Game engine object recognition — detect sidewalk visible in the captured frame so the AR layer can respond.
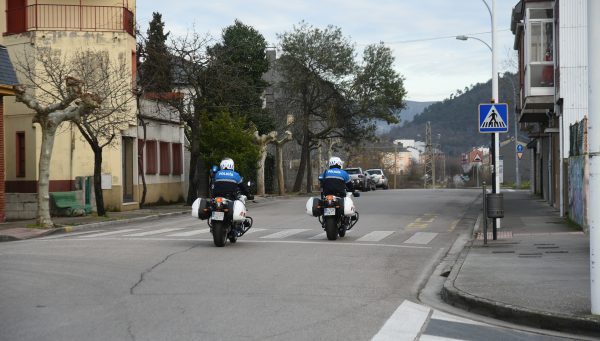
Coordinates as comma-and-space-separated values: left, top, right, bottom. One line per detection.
442, 190, 600, 337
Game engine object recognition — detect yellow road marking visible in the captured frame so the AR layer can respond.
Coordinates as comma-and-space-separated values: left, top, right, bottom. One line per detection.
448, 219, 459, 231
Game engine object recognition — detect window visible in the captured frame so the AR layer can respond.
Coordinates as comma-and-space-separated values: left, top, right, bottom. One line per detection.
160, 142, 171, 175
528, 8, 554, 87
146, 140, 157, 174
172, 143, 182, 175
16, 131, 25, 177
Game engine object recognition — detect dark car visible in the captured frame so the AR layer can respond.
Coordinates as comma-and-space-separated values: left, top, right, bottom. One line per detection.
343, 167, 375, 191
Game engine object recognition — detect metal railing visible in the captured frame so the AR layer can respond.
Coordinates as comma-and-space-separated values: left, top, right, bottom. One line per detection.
6, 4, 134, 36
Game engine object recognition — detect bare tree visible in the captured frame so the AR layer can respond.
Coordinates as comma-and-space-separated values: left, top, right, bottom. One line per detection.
14, 47, 100, 227
73, 51, 135, 216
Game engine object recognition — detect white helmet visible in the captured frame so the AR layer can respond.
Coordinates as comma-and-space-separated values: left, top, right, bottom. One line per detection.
328, 156, 343, 168
220, 158, 234, 171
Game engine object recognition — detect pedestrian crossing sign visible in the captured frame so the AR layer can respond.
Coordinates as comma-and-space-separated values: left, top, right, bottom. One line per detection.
478, 103, 508, 133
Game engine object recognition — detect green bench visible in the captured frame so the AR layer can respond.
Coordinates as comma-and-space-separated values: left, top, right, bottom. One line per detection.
49, 191, 92, 217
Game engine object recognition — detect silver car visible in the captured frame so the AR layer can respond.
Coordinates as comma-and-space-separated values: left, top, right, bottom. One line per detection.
366, 169, 389, 189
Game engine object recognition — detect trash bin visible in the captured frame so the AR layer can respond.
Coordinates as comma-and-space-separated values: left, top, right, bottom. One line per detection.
486, 193, 504, 218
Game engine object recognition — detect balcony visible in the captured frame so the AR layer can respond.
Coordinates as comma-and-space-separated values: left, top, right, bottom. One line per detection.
6, 3, 134, 36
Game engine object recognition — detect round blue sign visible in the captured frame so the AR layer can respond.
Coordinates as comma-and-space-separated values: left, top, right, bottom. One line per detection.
516, 144, 524, 152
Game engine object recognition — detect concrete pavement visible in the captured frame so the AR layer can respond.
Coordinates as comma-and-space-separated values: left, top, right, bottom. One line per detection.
2, 190, 599, 337
442, 189, 600, 337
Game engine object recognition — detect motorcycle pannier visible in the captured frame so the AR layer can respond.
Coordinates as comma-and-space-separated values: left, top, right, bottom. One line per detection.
191, 198, 211, 220
305, 197, 321, 217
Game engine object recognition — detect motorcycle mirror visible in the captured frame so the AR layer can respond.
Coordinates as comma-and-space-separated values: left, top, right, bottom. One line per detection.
353, 192, 361, 197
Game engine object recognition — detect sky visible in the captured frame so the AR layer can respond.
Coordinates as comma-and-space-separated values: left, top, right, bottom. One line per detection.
137, 0, 518, 102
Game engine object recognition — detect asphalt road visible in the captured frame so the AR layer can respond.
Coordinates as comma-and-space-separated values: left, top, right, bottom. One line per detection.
0, 189, 575, 340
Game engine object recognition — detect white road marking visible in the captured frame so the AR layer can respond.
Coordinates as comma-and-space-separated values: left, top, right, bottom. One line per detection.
356, 231, 394, 242
419, 335, 465, 341
430, 310, 484, 326
40, 230, 106, 239
309, 232, 326, 240
123, 228, 186, 237
372, 300, 431, 341
260, 229, 310, 239
404, 232, 438, 245
242, 228, 266, 234
167, 228, 209, 237
79, 228, 142, 238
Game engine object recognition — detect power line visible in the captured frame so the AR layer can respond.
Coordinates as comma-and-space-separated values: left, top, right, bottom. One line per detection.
356, 29, 511, 46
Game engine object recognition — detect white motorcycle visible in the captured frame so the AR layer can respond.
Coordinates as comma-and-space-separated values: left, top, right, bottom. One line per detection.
306, 191, 360, 240
192, 194, 253, 247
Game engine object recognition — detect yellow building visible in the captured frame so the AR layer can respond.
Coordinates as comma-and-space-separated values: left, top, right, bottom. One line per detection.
1, 1, 184, 218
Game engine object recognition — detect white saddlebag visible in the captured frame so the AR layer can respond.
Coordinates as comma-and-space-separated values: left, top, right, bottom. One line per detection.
232, 200, 247, 222
343, 196, 356, 217
305, 197, 320, 216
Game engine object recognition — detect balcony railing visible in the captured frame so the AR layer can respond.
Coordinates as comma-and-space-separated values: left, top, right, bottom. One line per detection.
6, 4, 134, 36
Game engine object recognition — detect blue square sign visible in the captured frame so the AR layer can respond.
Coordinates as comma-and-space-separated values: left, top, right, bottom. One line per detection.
479, 103, 509, 133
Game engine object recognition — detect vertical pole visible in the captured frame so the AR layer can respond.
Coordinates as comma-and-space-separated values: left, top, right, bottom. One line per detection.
394, 142, 398, 189
492, 0, 501, 234
483, 181, 488, 245
588, 0, 600, 315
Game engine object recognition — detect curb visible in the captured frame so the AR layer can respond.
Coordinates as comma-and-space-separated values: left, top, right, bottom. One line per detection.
441, 234, 600, 338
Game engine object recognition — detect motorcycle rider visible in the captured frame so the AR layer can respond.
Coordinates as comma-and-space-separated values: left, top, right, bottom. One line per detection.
319, 156, 355, 197
212, 158, 253, 201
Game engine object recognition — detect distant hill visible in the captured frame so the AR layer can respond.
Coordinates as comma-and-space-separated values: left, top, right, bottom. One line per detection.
382, 73, 519, 156
375, 100, 437, 133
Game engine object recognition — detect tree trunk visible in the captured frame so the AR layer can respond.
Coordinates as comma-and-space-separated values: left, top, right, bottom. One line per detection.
186, 149, 200, 205
256, 143, 268, 196
305, 143, 313, 193
276, 144, 285, 195
293, 133, 308, 192
138, 116, 148, 208
37, 121, 58, 228
93, 147, 106, 216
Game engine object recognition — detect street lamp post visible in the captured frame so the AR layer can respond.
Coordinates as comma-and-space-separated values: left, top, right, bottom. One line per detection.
457, 0, 501, 233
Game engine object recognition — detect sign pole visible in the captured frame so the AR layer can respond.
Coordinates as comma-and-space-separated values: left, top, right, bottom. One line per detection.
491, 0, 501, 234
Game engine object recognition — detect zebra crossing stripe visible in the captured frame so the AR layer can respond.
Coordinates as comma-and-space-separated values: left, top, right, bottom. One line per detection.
419, 335, 465, 341
372, 300, 431, 341
403, 232, 438, 245
242, 228, 266, 234
79, 228, 142, 238
167, 228, 210, 237
123, 228, 187, 237
356, 231, 394, 242
260, 229, 310, 239
309, 232, 326, 240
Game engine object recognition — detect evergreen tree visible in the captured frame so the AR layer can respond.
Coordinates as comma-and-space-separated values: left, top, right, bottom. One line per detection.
141, 12, 172, 93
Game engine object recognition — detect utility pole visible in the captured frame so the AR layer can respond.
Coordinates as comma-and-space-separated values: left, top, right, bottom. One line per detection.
588, 0, 599, 315
424, 121, 434, 189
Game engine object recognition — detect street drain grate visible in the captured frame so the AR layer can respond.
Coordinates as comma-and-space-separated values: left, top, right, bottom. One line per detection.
534, 243, 555, 246
492, 251, 515, 254
545, 251, 568, 254
536, 246, 560, 249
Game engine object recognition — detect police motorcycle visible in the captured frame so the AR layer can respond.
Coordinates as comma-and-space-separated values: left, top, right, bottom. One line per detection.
305, 190, 360, 241
191, 166, 253, 247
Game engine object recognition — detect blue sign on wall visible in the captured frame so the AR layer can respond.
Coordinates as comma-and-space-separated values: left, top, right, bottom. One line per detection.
479, 103, 509, 133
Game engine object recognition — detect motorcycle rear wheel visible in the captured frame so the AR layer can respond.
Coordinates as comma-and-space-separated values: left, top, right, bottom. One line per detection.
324, 216, 338, 240
212, 221, 227, 247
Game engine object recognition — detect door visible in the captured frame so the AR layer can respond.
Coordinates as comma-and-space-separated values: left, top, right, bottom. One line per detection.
122, 137, 134, 202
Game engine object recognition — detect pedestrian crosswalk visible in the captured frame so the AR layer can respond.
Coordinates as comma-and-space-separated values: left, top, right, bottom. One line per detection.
41, 226, 440, 246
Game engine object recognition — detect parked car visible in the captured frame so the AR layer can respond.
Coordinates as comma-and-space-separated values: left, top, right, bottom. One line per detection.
366, 169, 389, 189
343, 167, 375, 191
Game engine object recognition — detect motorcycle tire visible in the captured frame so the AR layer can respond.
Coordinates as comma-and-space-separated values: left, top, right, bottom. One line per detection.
228, 225, 238, 243
212, 221, 227, 247
324, 216, 338, 240
338, 225, 346, 237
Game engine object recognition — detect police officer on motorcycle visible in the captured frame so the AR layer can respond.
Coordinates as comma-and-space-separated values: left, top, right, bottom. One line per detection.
319, 156, 355, 197
212, 158, 254, 201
